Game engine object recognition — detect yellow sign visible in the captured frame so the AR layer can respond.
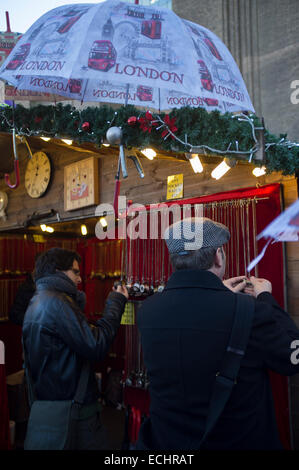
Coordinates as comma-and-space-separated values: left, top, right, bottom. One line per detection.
33, 234, 46, 243
121, 302, 135, 325
167, 174, 184, 200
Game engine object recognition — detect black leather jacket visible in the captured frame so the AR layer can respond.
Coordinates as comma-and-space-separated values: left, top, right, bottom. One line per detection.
22, 272, 127, 404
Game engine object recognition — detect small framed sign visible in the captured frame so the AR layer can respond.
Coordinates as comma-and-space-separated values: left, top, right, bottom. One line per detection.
64, 157, 99, 211
166, 174, 184, 200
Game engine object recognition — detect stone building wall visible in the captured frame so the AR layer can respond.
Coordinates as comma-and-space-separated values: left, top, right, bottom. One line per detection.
173, 0, 299, 140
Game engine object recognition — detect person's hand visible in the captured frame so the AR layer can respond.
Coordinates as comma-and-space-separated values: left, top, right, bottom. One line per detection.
249, 276, 272, 298
113, 282, 129, 299
223, 276, 247, 293
243, 284, 255, 296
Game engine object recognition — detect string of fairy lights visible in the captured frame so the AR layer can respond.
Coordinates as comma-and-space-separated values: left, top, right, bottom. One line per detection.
0, 103, 299, 180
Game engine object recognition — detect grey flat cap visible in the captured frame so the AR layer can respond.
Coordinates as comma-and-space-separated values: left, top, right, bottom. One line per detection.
164, 217, 230, 255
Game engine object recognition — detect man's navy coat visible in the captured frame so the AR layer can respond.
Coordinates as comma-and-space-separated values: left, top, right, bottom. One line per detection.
137, 269, 299, 450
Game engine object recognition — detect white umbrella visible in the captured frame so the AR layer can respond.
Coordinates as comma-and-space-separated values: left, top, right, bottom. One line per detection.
257, 198, 299, 242
246, 198, 299, 274
0, 0, 254, 113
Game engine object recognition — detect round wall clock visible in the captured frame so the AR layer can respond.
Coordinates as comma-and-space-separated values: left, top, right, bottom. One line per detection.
25, 151, 51, 198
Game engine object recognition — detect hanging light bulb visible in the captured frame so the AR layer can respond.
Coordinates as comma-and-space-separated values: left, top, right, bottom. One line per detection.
187, 153, 203, 173
40, 224, 47, 231
99, 217, 108, 228
45, 226, 54, 233
40, 137, 51, 142
211, 158, 236, 180
61, 139, 73, 145
252, 166, 266, 177
140, 148, 156, 160
81, 224, 88, 236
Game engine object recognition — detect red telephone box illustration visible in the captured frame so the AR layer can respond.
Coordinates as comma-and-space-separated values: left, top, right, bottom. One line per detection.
68, 79, 82, 93
141, 20, 162, 39
137, 85, 153, 101
6, 43, 30, 70
88, 40, 117, 71
197, 60, 214, 92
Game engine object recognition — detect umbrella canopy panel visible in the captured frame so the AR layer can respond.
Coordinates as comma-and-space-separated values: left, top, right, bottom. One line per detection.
0, 0, 254, 113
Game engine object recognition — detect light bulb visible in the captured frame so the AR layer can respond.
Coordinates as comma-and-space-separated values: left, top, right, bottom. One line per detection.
189, 154, 203, 173
211, 158, 236, 180
252, 166, 266, 177
100, 217, 108, 228
81, 224, 87, 235
141, 148, 156, 160
61, 139, 73, 145
40, 137, 51, 142
45, 226, 54, 233
40, 224, 47, 231
102, 143, 110, 147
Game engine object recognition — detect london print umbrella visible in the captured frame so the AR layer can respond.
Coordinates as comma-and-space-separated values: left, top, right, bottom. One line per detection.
0, 0, 254, 113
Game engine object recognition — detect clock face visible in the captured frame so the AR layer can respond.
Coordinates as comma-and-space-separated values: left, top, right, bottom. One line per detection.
25, 151, 51, 198
64, 157, 99, 211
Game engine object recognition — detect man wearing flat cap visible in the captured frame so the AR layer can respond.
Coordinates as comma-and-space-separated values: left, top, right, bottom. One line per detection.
136, 217, 299, 450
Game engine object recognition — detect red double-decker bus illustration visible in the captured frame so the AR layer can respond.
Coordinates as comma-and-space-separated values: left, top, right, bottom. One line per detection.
202, 33, 222, 61
203, 97, 219, 106
197, 60, 214, 92
88, 40, 117, 71
57, 8, 88, 34
6, 43, 30, 70
188, 23, 222, 61
68, 79, 82, 93
141, 20, 162, 39
137, 85, 153, 101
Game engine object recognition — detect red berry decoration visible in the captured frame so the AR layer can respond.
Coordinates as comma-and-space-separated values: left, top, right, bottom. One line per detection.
127, 116, 138, 126
82, 121, 90, 131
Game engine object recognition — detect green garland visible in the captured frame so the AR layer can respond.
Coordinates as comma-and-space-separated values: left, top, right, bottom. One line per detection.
0, 102, 298, 175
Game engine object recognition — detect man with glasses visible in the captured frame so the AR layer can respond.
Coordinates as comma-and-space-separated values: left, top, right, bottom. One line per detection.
22, 247, 128, 450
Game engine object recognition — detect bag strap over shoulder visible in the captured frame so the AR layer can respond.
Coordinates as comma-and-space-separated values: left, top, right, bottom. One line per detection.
196, 293, 255, 449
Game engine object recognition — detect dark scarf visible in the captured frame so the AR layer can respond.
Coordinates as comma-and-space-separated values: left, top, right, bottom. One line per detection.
36, 271, 86, 310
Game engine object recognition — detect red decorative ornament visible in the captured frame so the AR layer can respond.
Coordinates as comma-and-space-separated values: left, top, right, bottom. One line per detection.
138, 111, 158, 134
34, 116, 42, 124
161, 115, 178, 140
127, 116, 138, 126
82, 121, 90, 131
